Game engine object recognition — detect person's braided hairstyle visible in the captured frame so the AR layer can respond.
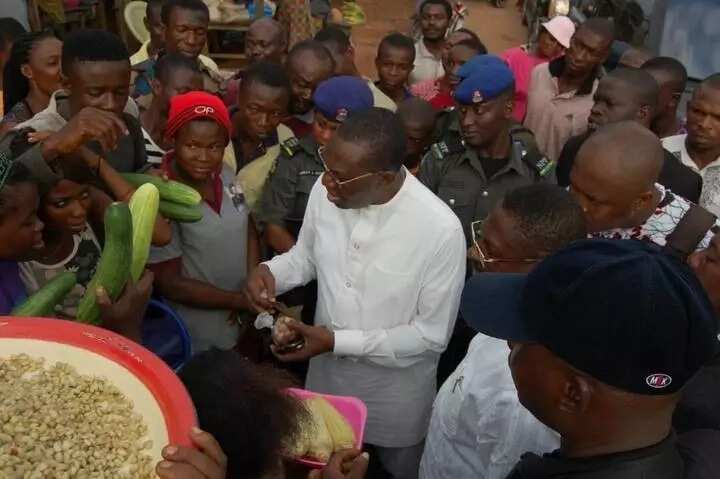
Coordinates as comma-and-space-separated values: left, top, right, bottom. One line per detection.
2, 31, 58, 115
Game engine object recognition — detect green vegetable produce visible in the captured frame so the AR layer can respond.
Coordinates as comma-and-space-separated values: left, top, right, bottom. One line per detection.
11, 272, 77, 317
76, 202, 133, 324
159, 200, 203, 223
121, 173, 201, 206
129, 183, 160, 281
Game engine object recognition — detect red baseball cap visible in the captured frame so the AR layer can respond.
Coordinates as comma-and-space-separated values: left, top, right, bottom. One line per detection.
165, 91, 232, 141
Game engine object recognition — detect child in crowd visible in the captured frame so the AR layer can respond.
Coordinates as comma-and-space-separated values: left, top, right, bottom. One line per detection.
0, 155, 153, 341
374, 33, 415, 106
149, 91, 259, 354
17, 145, 171, 319
138, 52, 203, 164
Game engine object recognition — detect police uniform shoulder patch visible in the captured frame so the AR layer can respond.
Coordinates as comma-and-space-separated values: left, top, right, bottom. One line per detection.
281, 137, 302, 157
509, 124, 555, 177
430, 136, 465, 161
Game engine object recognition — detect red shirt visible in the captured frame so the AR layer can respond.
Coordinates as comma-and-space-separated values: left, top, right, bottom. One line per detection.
410, 78, 455, 111
500, 46, 551, 122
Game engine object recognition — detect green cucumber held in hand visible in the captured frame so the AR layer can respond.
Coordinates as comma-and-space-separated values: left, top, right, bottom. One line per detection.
121, 173, 201, 206
11, 272, 77, 317
159, 200, 203, 223
76, 202, 133, 324
129, 184, 160, 281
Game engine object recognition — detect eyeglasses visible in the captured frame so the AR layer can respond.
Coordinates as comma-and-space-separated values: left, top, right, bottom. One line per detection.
470, 220, 540, 270
318, 146, 378, 188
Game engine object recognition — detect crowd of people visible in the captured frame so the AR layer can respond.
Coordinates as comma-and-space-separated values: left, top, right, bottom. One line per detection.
1, 0, 720, 478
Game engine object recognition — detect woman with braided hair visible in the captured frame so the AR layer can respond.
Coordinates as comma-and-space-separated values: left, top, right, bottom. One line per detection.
0, 31, 62, 135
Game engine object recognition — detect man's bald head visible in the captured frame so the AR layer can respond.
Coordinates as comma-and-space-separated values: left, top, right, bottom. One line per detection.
572, 122, 664, 232
580, 122, 663, 190
246, 18, 287, 64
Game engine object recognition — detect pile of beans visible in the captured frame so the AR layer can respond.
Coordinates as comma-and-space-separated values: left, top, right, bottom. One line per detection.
0, 354, 154, 478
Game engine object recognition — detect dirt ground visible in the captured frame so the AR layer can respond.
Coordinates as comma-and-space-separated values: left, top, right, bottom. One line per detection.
349, 0, 529, 78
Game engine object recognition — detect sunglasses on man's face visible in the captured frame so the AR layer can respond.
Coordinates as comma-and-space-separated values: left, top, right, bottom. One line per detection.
470, 220, 540, 270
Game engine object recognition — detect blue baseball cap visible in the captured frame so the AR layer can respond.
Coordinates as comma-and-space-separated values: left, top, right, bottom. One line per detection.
461, 239, 719, 395
454, 55, 514, 105
313, 76, 374, 123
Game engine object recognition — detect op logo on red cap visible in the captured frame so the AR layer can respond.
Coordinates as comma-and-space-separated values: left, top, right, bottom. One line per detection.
646, 373, 672, 389
194, 105, 215, 115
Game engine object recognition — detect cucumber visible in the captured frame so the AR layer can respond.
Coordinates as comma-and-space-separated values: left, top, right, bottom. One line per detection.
76, 202, 133, 325
159, 200, 203, 223
121, 173, 201, 206
11, 272, 77, 317
129, 183, 160, 282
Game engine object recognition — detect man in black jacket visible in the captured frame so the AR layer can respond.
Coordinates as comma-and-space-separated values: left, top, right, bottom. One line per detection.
556, 67, 702, 203
460, 239, 719, 479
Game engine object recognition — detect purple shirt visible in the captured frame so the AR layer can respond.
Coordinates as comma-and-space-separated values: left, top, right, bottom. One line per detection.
0, 261, 27, 315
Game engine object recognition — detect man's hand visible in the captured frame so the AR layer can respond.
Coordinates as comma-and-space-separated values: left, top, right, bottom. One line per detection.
271, 321, 334, 362
42, 107, 128, 159
230, 289, 257, 313
245, 264, 277, 311
156, 427, 227, 479
308, 449, 369, 479
97, 270, 154, 342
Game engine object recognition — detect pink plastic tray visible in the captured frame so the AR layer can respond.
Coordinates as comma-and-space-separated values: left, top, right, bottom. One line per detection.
287, 388, 367, 469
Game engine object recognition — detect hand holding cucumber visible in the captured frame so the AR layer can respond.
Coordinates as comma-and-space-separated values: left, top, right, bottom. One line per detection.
97, 270, 154, 342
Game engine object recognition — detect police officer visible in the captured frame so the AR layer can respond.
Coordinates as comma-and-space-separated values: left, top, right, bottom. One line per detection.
256, 76, 375, 255
420, 55, 555, 386
419, 55, 555, 246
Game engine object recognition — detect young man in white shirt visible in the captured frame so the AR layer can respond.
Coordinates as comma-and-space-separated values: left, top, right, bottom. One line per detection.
420, 184, 586, 479
662, 74, 720, 217
246, 108, 466, 479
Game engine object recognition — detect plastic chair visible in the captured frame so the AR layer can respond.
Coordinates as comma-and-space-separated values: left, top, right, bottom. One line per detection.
141, 299, 192, 372
124, 0, 150, 44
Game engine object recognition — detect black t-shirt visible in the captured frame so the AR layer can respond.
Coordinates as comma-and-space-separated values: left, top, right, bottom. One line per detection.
479, 155, 509, 180
505, 434, 684, 479
556, 131, 703, 204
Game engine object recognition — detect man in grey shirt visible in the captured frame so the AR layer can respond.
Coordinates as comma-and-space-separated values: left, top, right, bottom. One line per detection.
3, 29, 147, 184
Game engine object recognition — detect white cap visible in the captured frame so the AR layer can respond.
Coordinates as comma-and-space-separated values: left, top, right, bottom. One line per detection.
541, 15, 576, 49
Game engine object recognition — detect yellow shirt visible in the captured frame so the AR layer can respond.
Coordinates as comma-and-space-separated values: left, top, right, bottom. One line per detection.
234, 124, 295, 211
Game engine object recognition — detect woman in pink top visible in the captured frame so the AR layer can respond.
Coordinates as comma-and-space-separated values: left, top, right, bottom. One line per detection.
501, 15, 575, 122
